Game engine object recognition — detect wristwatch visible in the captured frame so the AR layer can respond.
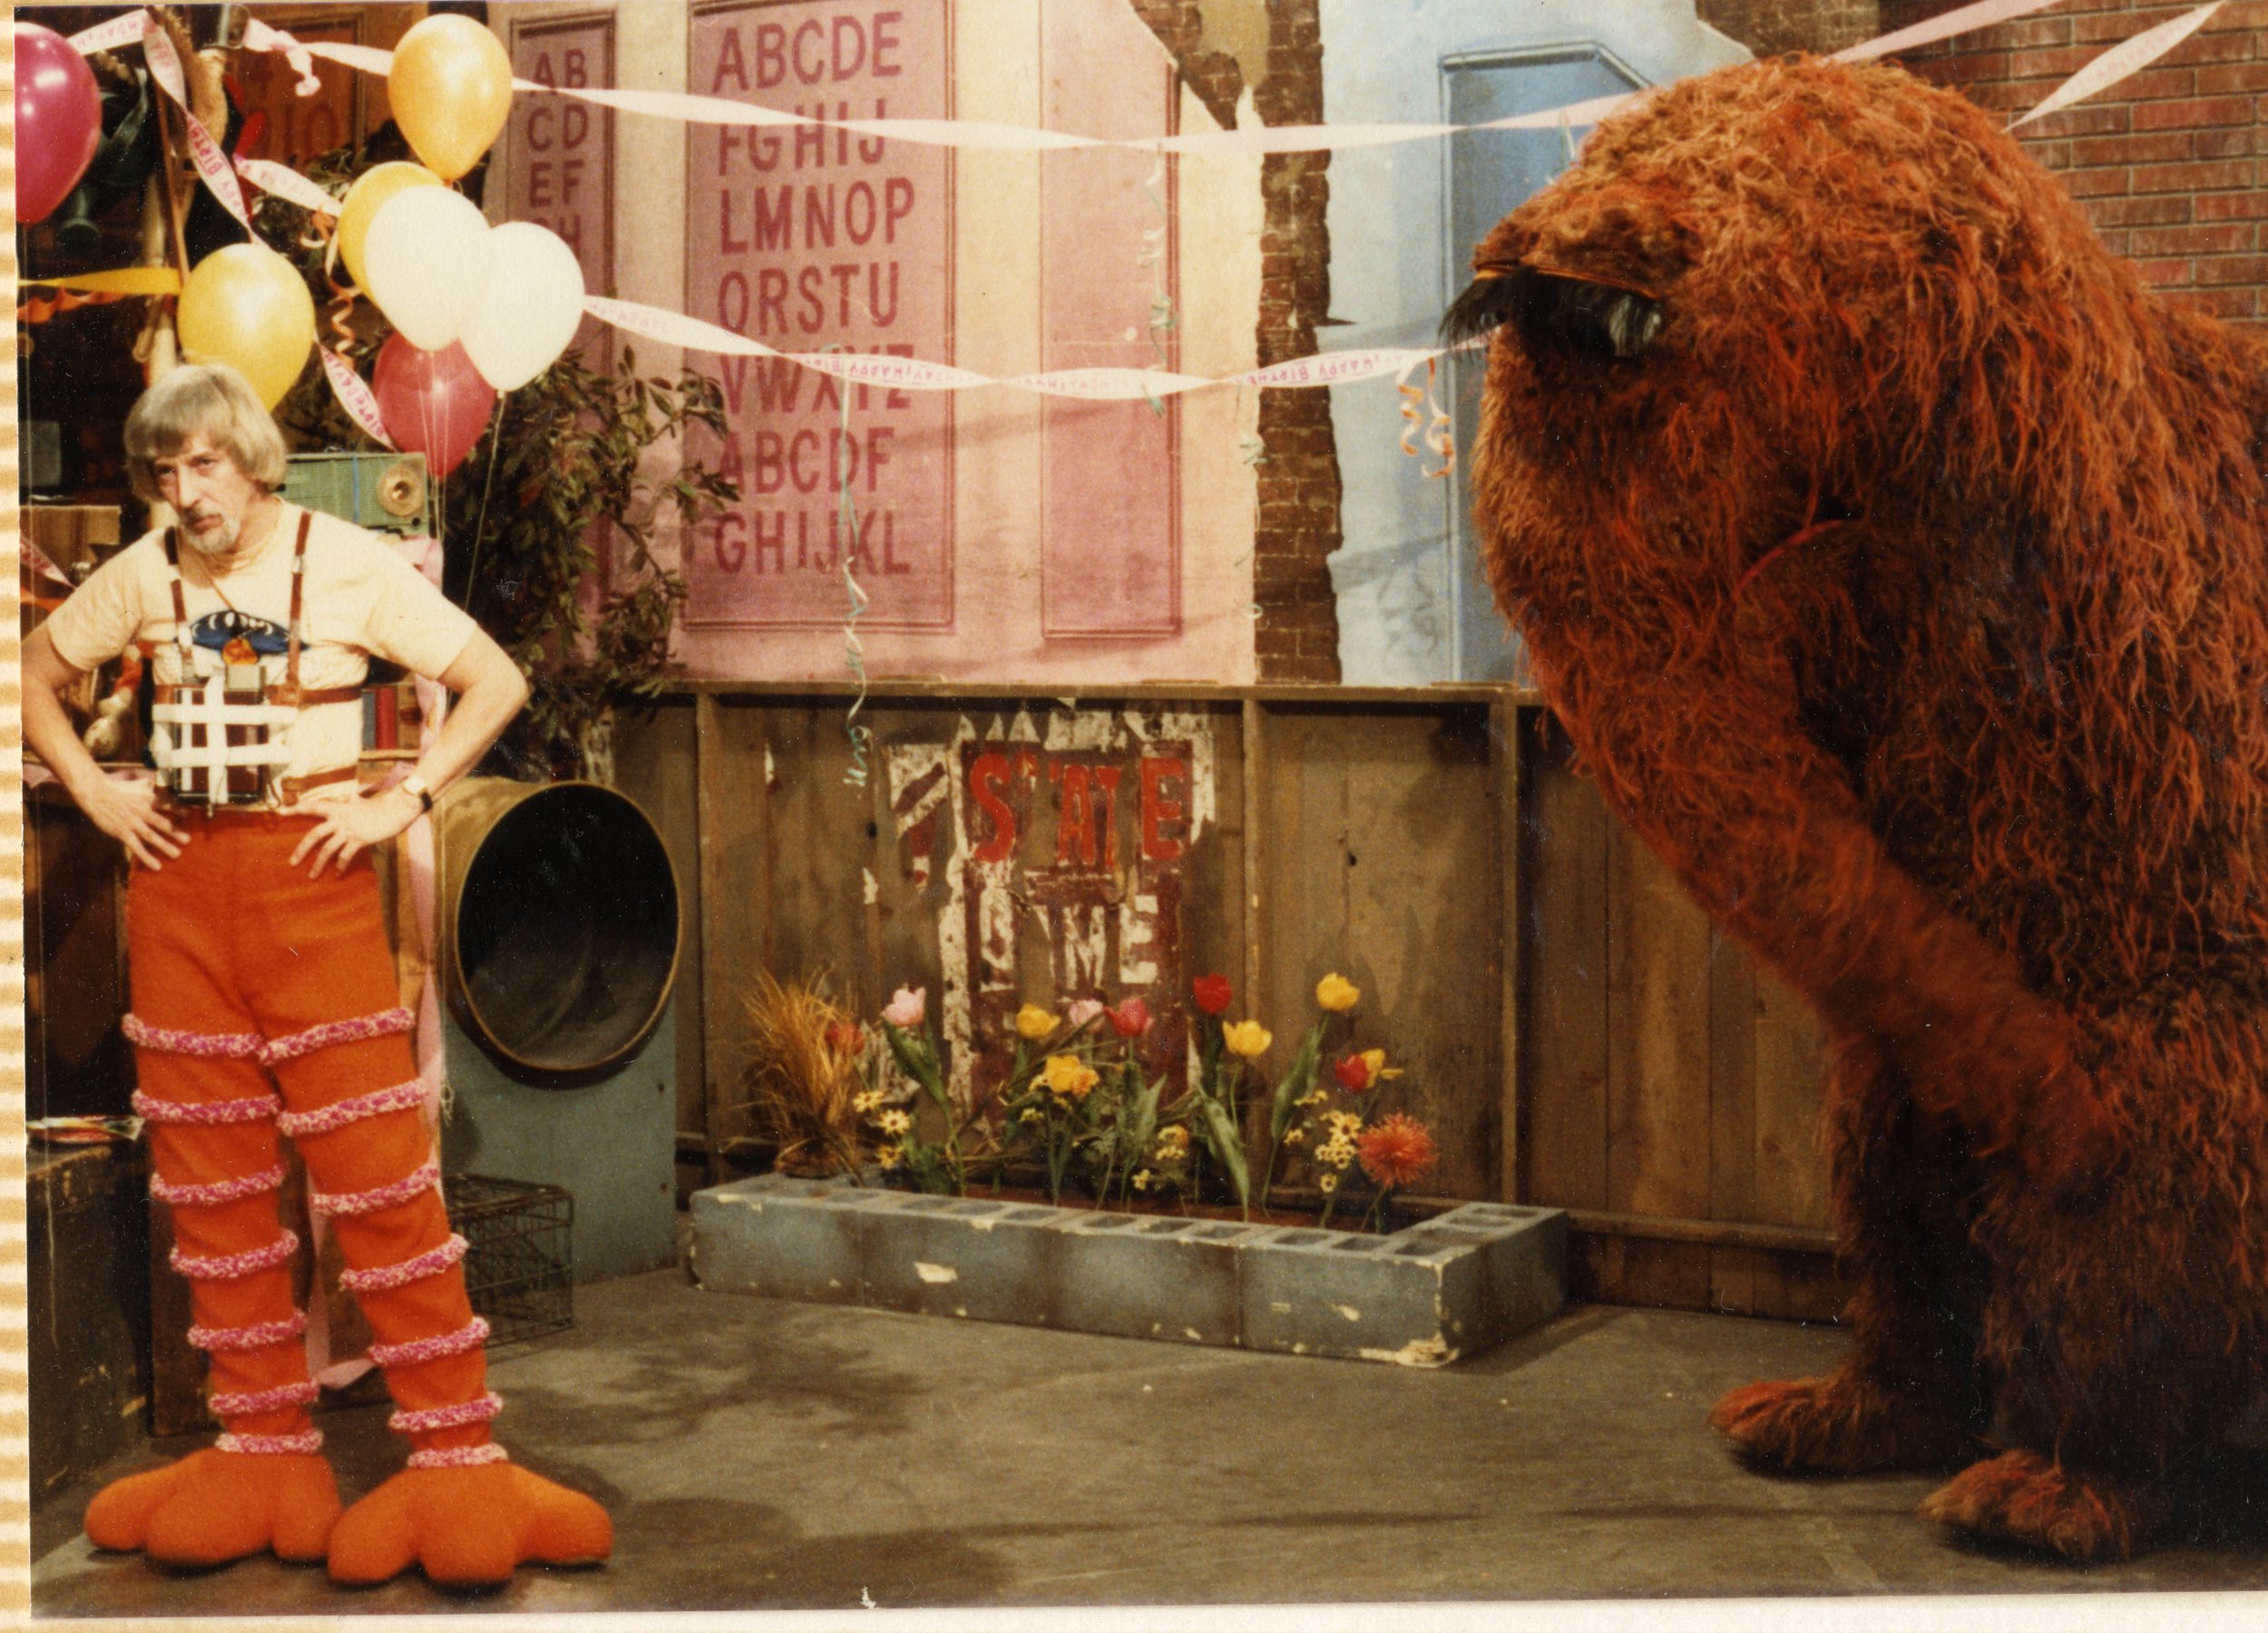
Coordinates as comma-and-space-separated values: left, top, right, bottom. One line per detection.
400, 774, 435, 815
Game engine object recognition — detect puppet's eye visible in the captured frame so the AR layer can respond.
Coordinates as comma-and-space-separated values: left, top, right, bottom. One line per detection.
1442, 266, 1666, 361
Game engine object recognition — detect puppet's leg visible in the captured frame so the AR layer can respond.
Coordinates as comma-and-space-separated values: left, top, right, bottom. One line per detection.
1915, 1015, 2266, 1561
1712, 1037, 1989, 1471
240, 831, 610, 1589
83, 858, 339, 1567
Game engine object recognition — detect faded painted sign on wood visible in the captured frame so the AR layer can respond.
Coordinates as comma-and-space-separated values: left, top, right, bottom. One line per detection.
886, 709, 1215, 1110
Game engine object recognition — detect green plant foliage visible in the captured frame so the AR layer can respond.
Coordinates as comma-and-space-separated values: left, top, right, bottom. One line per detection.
446, 347, 738, 777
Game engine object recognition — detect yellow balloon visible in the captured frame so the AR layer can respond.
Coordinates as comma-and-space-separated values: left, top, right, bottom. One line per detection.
337, 161, 442, 293
177, 243, 316, 410
388, 15, 513, 183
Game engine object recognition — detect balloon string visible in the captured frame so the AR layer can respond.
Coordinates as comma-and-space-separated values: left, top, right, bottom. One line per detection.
462, 394, 510, 614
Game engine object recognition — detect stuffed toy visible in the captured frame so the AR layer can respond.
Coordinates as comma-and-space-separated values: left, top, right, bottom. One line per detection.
1454, 54, 2268, 1560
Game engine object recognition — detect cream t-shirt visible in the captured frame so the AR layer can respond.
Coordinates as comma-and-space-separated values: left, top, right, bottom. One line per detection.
44, 503, 479, 807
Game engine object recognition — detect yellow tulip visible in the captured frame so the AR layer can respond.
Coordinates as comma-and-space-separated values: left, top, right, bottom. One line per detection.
1041, 1053, 1099, 1100
1360, 1048, 1403, 1081
1224, 1021, 1273, 1058
1316, 973, 1361, 1012
1015, 1003, 1060, 1040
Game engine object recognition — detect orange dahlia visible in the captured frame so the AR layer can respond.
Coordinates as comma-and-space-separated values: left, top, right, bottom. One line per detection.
1355, 1114, 1438, 1189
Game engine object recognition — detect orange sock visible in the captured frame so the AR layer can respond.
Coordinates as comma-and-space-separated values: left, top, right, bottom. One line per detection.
84, 1018, 339, 1566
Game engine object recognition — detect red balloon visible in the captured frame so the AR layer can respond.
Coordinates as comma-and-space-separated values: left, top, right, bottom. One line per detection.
15, 23, 102, 226
372, 336, 496, 480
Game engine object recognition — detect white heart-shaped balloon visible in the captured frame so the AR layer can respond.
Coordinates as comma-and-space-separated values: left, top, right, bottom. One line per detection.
461, 222, 587, 392
361, 186, 494, 351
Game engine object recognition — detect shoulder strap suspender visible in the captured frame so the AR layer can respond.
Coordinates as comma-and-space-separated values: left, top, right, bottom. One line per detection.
283, 508, 312, 699
162, 529, 191, 656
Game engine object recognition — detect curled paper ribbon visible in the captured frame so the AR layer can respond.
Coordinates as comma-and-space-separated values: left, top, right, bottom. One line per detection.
1396, 357, 1454, 480
828, 353, 876, 787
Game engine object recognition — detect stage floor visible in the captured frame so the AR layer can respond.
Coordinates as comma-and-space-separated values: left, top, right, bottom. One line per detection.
32, 1261, 2268, 1618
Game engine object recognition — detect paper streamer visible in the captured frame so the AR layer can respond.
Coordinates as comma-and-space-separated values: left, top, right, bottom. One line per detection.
584, 291, 1481, 400
211, 0, 2074, 157
235, 16, 323, 95
235, 157, 340, 218
66, 12, 157, 53
2011, 2, 2222, 127
320, 348, 396, 448
1836, 0, 2080, 62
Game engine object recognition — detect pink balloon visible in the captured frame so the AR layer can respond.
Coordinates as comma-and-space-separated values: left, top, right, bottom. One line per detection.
372, 335, 496, 480
15, 23, 102, 226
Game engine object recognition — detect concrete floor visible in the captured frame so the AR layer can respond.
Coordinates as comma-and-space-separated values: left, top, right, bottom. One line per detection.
30, 1265, 2268, 1618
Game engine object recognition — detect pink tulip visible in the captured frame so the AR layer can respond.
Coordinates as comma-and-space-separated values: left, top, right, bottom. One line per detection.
884, 986, 926, 1028
1067, 999, 1106, 1028
1109, 997, 1153, 1038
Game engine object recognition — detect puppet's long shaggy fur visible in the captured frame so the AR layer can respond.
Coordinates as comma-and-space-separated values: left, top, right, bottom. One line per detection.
1463, 55, 2268, 1561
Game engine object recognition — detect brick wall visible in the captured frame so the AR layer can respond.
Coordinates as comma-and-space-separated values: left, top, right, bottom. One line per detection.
1696, 0, 1880, 55
1133, 0, 1344, 682
1131, 0, 2268, 682
1881, 0, 2268, 329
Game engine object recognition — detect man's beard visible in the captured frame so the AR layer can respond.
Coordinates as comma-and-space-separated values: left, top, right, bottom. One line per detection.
179, 507, 240, 559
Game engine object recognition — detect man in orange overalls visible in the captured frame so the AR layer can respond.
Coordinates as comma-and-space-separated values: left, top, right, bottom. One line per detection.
22, 364, 611, 1588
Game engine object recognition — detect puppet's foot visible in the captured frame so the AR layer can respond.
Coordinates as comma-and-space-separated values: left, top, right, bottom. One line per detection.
85, 1447, 339, 1567
327, 1461, 611, 1587
1919, 1448, 2163, 1561
1710, 1370, 1977, 1472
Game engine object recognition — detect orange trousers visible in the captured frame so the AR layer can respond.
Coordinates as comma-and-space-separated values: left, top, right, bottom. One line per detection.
127, 812, 494, 1463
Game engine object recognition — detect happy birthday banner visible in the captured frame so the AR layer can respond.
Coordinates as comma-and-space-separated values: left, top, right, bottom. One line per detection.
58, 0, 2220, 407
230, 0, 2078, 154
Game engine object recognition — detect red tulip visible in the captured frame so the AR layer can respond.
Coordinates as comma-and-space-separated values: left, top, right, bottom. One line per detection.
826, 1022, 865, 1056
1108, 997, 1152, 1038
1331, 1053, 1373, 1091
1192, 973, 1233, 1015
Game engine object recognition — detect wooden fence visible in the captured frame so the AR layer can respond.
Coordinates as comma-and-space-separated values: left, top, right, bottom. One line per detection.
615, 682, 1848, 1321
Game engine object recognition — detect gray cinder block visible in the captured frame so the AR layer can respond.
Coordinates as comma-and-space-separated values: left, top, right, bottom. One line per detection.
1432, 1202, 1569, 1340
861, 1196, 1067, 1324
688, 1174, 883, 1305
688, 1175, 1569, 1368
1239, 1226, 1486, 1366
1053, 1215, 1264, 1345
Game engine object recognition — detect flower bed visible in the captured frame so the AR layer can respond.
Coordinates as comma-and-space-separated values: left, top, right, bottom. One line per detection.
689, 1173, 1567, 1367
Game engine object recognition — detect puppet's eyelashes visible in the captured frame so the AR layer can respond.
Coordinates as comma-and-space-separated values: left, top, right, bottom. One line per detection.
1442, 265, 1667, 361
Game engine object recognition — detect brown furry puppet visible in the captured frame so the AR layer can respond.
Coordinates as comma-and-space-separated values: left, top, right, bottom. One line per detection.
1453, 54, 2268, 1561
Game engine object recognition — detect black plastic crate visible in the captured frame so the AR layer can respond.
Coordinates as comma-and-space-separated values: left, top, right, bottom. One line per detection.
445, 1175, 573, 1347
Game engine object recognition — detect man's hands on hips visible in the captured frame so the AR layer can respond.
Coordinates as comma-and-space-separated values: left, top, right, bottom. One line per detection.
290, 786, 422, 877
76, 774, 189, 870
